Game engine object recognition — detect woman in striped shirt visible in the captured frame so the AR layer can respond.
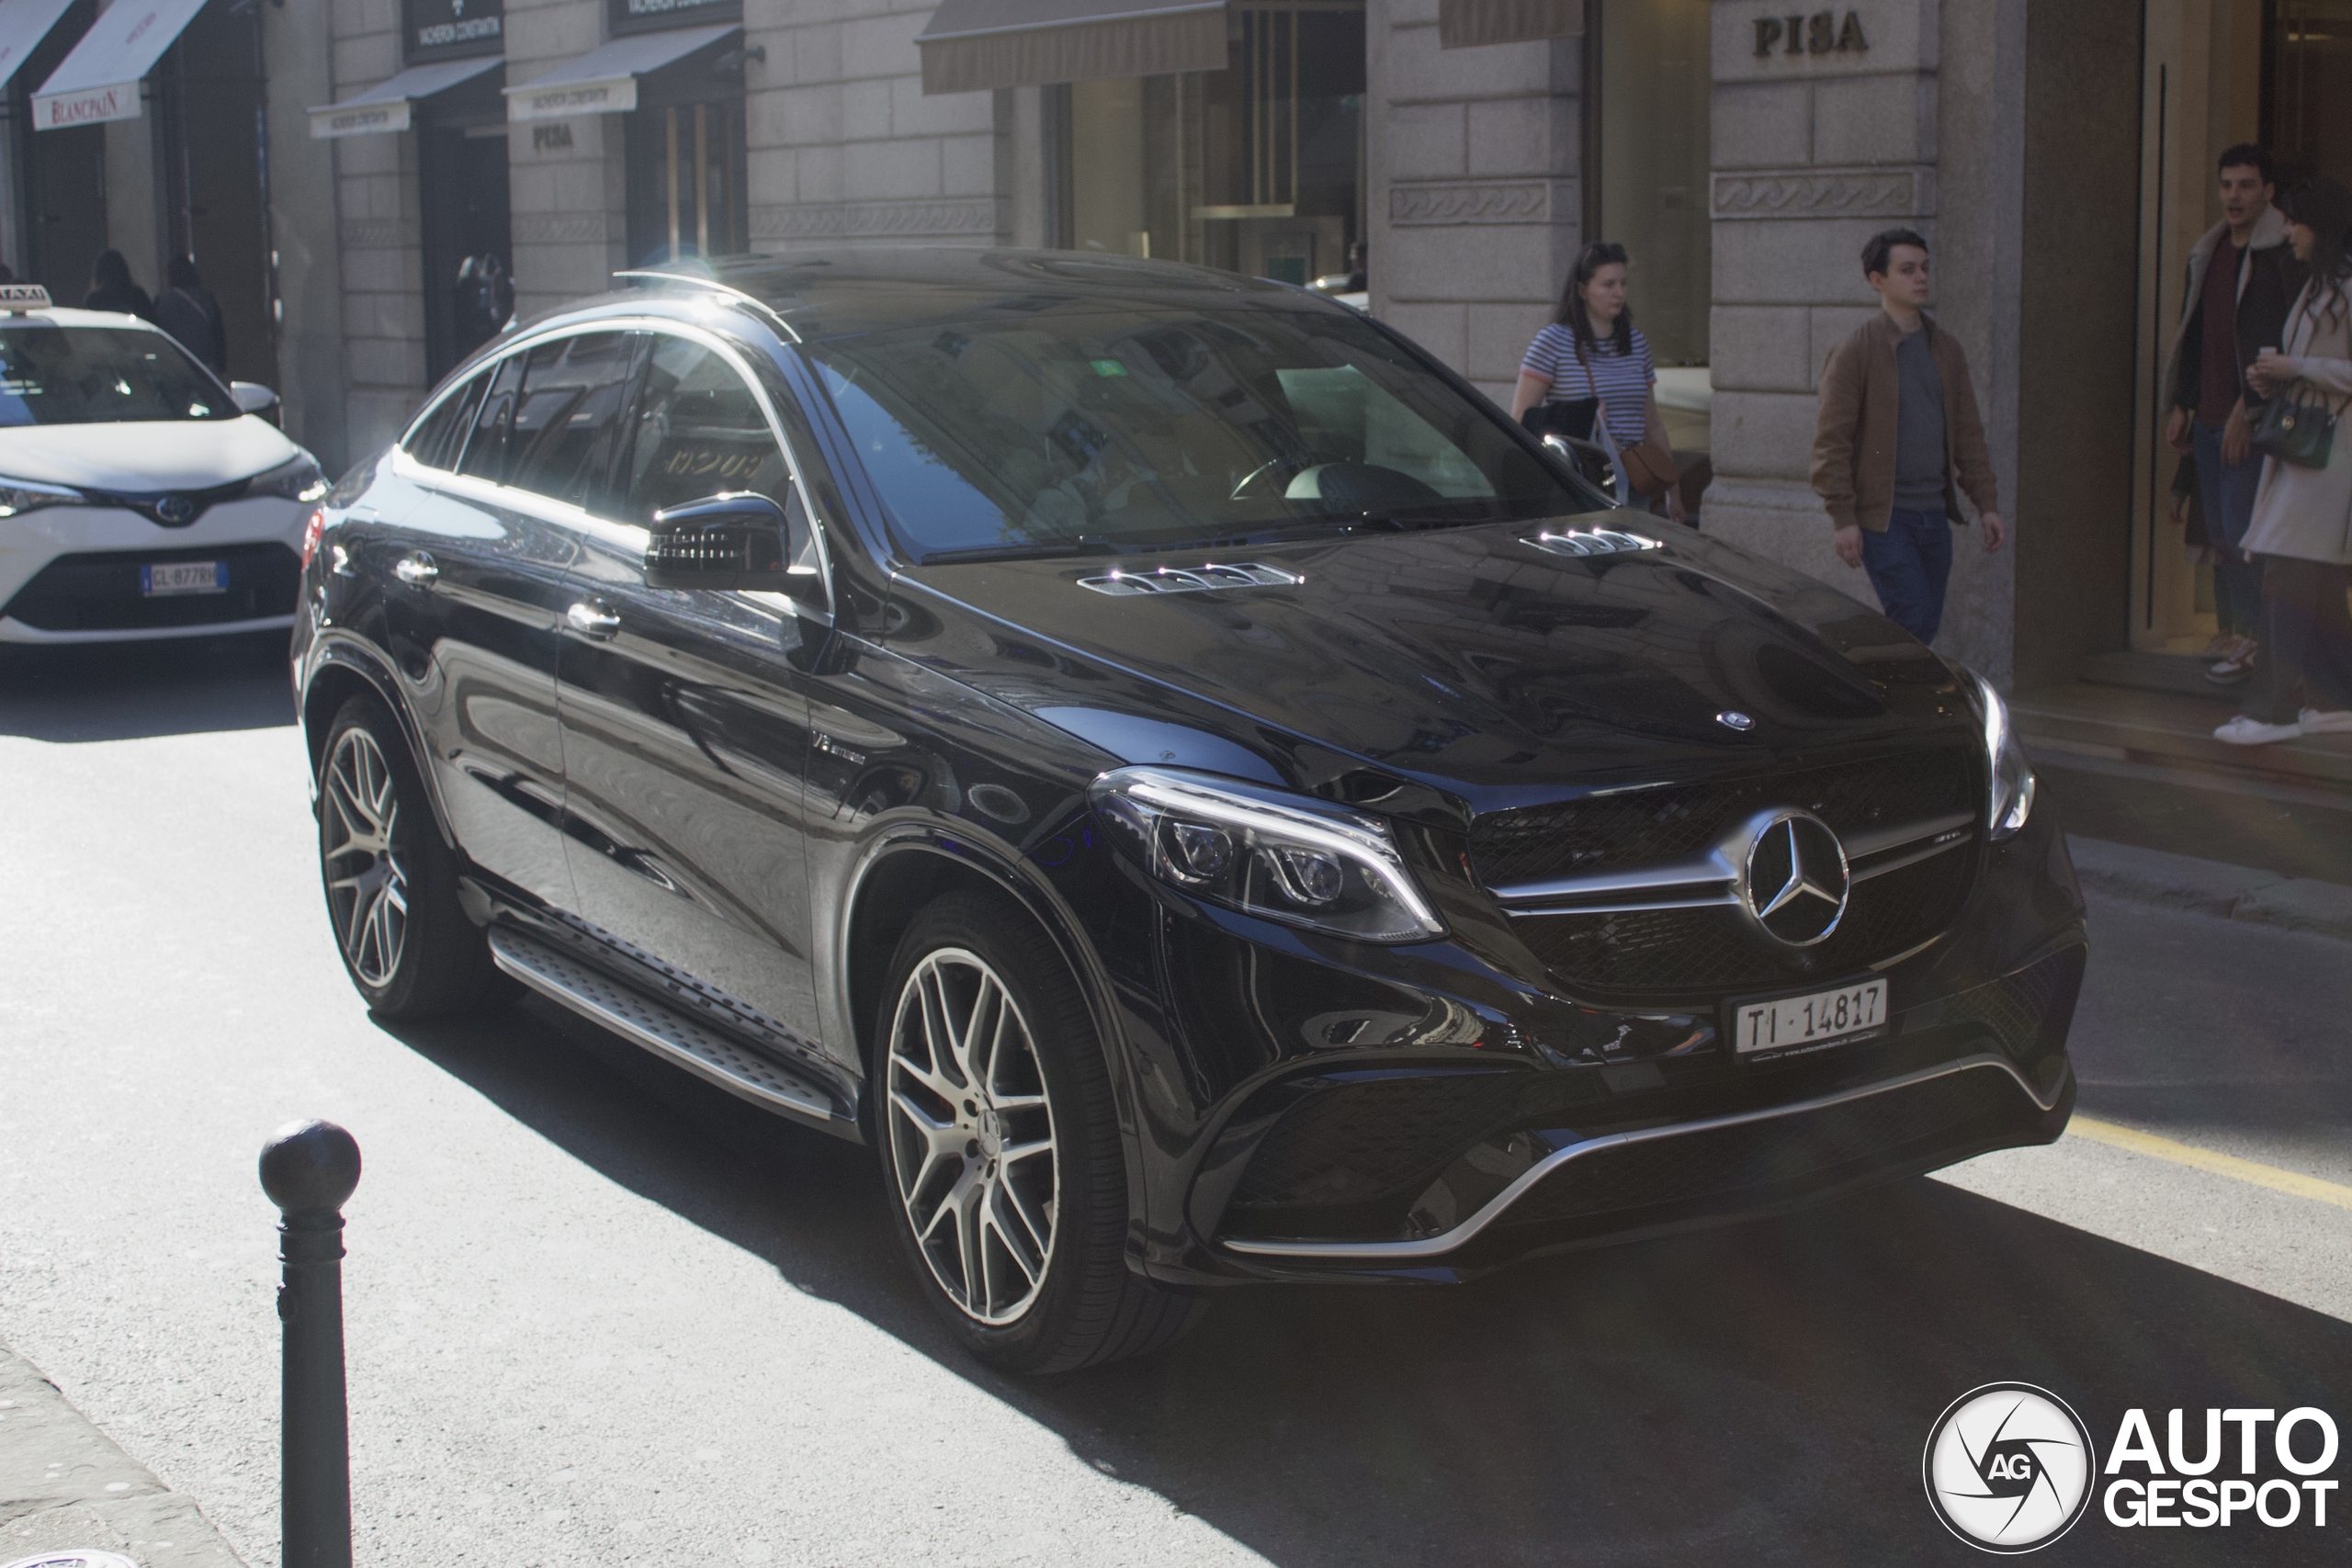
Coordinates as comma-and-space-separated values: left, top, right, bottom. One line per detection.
1510, 241, 1685, 522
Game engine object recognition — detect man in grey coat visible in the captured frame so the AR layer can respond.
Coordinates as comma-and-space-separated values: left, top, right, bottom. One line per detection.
2160, 145, 2306, 683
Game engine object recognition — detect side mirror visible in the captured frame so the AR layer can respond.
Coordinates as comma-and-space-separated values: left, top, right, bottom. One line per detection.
645, 491, 797, 591
231, 381, 279, 416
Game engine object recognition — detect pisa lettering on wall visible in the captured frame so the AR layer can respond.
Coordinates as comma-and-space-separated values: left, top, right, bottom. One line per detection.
1755, 10, 1870, 57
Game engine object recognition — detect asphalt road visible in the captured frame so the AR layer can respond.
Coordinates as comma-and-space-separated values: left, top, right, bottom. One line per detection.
3, 638, 2348, 1568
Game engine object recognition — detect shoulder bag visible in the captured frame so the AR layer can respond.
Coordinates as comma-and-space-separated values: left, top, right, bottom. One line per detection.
2250, 290, 2347, 469
1581, 344, 1679, 497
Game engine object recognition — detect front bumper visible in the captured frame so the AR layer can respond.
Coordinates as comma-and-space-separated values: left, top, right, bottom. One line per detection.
0, 498, 308, 643
1113, 799, 2088, 1287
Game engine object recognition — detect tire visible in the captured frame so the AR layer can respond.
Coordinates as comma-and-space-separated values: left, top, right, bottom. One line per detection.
317, 693, 508, 1021
875, 890, 1199, 1374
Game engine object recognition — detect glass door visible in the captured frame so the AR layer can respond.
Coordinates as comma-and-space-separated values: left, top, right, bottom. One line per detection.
626, 96, 748, 266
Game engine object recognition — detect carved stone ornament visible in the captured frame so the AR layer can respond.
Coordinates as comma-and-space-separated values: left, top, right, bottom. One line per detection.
1711, 167, 1934, 220
1387, 181, 1574, 227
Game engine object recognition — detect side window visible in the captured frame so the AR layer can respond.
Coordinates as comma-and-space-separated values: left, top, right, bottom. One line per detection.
621, 334, 789, 522
506, 331, 641, 512
457, 353, 527, 485
401, 371, 489, 471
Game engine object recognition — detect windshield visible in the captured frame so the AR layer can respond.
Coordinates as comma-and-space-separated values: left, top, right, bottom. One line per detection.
805, 299, 1599, 558
0, 322, 234, 425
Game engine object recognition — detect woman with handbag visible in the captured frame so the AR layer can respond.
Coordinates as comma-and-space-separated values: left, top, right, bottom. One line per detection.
1510, 242, 1684, 522
2215, 176, 2352, 746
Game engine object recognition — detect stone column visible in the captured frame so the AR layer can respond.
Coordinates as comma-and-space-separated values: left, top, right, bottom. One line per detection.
1704, 4, 1978, 632
1366, 0, 1582, 405
746, 0, 1006, 252
328, 0, 426, 461
504, 0, 627, 322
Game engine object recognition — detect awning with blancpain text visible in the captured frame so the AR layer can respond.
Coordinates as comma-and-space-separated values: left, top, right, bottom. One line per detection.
915, 0, 1229, 96
29, 0, 206, 130
1436, 0, 1580, 50
503, 22, 737, 121
308, 56, 504, 140
0, 0, 80, 91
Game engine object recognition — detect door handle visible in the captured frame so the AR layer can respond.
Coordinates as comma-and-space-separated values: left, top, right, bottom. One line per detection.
566, 600, 621, 640
393, 550, 438, 586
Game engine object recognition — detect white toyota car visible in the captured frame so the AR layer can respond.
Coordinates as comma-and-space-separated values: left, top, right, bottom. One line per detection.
0, 286, 328, 645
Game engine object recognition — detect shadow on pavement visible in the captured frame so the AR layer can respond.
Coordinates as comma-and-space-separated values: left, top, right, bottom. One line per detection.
0, 634, 295, 741
384, 995, 2352, 1568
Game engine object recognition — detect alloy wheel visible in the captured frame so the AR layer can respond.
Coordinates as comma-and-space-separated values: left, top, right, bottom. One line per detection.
885, 948, 1058, 1325
321, 728, 408, 988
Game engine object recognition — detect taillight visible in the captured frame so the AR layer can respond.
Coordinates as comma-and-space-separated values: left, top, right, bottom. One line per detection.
299, 507, 326, 570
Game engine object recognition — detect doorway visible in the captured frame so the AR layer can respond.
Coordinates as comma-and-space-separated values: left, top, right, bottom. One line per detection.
156, 0, 273, 384
420, 125, 514, 385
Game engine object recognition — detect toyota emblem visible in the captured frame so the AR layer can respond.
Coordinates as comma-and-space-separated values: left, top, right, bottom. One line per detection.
1737, 810, 1850, 947
1716, 709, 1755, 732
154, 494, 198, 525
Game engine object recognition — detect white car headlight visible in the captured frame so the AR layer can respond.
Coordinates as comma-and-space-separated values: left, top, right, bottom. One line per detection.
1973, 672, 2036, 840
248, 452, 329, 503
1091, 766, 1444, 943
0, 476, 85, 518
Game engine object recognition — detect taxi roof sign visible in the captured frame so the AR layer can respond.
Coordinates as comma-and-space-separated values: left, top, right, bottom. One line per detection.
0, 283, 52, 311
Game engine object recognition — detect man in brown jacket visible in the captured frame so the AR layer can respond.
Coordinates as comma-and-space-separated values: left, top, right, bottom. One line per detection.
1811, 229, 2004, 644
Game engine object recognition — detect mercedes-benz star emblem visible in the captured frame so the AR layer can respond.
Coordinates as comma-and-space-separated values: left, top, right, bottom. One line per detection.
1716, 709, 1755, 731
1739, 810, 1850, 946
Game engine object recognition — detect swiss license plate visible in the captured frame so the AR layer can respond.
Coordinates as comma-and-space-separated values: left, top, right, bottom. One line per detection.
140, 560, 227, 596
1731, 977, 1888, 1059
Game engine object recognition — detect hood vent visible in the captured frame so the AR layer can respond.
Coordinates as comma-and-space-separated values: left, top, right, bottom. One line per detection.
1525, 528, 1662, 559
1079, 562, 1304, 597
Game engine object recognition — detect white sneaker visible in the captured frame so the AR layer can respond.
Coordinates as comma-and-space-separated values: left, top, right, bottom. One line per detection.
2213, 716, 2303, 746
2299, 707, 2352, 736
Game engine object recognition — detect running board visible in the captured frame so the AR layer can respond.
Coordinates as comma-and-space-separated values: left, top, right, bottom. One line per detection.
488, 927, 846, 1131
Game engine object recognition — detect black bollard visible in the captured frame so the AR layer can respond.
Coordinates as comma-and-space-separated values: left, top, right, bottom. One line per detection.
259, 1119, 362, 1568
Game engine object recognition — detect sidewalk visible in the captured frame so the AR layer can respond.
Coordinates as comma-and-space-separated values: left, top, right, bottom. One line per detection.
2069, 834, 2352, 943
0, 1347, 244, 1568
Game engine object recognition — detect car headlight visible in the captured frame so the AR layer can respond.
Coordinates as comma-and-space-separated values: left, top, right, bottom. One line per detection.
248, 452, 330, 503
1973, 672, 2036, 840
1091, 766, 1444, 942
0, 477, 85, 518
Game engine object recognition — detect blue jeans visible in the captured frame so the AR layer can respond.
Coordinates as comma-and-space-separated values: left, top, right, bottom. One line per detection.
2192, 419, 2265, 637
1862, 508, 1955, 644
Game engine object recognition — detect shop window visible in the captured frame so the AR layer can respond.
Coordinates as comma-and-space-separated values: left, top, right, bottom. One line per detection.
627, 97, 750, 267
1586, 0, 1711, 369
2266, 1, 2352, 185
1061, 5, 1365, 287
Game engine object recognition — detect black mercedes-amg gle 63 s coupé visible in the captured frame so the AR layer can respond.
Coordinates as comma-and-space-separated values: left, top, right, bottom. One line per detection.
291, 250, 2085, 1373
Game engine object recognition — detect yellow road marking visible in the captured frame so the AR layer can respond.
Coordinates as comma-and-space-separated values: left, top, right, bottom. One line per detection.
2069, 1115, 2352, 1211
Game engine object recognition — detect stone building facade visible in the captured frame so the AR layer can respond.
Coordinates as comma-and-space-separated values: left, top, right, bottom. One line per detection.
1, 0, 2332, 689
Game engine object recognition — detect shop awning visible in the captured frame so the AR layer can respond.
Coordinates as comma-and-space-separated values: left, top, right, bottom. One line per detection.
0, 0, 79, 89
504, 23, 737, 122
917, 0, 1228, 96
29, 0, 206, 129
1437, 0, 1581, 50
309, 56, 503, 140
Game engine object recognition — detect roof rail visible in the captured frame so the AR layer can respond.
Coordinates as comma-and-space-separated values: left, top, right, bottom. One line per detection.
612, 269, 803, 343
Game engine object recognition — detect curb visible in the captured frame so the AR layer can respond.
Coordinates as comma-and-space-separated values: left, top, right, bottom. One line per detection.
0, 1348, 245, 1568
2068, 834, 2352, 943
